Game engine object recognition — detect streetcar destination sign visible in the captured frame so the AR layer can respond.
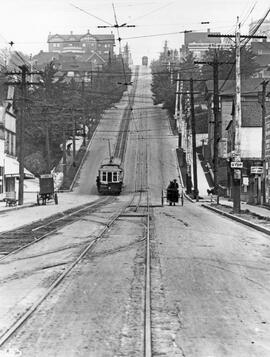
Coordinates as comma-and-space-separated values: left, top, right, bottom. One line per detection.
231, 161, 243, 168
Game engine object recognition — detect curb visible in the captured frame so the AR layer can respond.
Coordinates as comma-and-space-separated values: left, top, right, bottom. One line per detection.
0, 202, 37, 215
202, 204, 270, 236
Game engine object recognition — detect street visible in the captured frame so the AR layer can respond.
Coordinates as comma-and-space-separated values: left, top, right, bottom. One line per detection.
0, 66, 270, 356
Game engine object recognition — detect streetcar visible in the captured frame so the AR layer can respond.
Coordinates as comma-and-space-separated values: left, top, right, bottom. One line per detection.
96, 157, 124, 195
142, 56, 148, 66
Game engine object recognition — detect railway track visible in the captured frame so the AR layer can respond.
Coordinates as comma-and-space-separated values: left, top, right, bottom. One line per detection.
0, 192, 153, 354
114, 66, 139, 161
0, 196, 114, 261
0, 67, 154, 355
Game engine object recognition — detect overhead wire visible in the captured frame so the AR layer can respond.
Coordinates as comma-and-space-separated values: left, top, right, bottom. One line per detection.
217, 7, 270, 93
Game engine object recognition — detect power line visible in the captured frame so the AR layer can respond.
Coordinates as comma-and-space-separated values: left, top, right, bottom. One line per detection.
69, 3, 113, 26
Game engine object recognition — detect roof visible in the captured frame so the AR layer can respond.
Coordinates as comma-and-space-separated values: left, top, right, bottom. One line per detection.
100, 157, 122, 167
86, 52, 106, 63
184, 30, 221, 45
48, 32, 115, 43
4, 156, 35, 178
228, 101, 270, 127
32, 51, 60, 65
251, 41, 270, 54
206, 78, 264, 96
61, 61, 93, 72
253, 54, 270, 67
242, 102, 262, 127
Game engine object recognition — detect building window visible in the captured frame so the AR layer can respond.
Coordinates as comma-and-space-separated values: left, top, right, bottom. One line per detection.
5, 130, 16, 156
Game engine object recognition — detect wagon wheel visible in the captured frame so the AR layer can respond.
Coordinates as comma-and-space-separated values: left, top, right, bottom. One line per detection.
37, 194, 40, 206
54, 193, 58, 205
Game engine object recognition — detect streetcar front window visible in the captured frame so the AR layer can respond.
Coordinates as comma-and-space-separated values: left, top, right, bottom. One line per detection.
108, 172, 112, 182
102, 172, 107, 181
113, 172, 118, 182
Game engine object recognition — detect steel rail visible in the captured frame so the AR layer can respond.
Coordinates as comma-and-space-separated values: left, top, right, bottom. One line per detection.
0, 195, 137, 348
114, 67, 139, 161
143, 95, 152, 357
144, 190, 152, 357
0, 196, 113, 263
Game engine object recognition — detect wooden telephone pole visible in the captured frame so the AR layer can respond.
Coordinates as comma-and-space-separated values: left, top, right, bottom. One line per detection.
176, 78, 204, 200
6, 65, 41, 205
195, 50, 225, 195
260, 80, 269, 204
209, 19, 266, 213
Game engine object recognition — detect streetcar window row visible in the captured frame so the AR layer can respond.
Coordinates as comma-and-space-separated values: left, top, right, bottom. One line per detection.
101, 171, 120, 182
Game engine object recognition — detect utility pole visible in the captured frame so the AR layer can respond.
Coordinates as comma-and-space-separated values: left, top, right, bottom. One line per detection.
6, 65, 41, 205
260, 80, 269, 204
81, 79, 87, 146
62, 127, 67, 179
195, 51, 223, 195
72, 107, 76, 166
174, 71, 180, 140
176, 78, 203, 199
209, 21, 266, 213
232, 17, 242, 213
18, 65, 27, 206
190, 78, 199, 201
44, 109, 51, 171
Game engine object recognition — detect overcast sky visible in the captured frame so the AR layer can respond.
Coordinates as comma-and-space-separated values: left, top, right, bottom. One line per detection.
0, 0, 269, 64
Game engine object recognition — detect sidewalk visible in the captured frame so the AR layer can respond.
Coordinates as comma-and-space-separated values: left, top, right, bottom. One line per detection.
218, 197, 270, 219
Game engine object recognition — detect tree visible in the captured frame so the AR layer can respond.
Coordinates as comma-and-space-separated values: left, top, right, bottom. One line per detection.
151, 59, 176, 115
20, 57, 131, 176
200, 46, 260, 80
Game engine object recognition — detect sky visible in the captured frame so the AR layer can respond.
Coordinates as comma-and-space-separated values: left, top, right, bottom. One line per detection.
0, 0, 269, 64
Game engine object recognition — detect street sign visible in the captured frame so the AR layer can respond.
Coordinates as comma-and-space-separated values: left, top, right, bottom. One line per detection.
250, 166, 263, 174
231, 161, 243, 168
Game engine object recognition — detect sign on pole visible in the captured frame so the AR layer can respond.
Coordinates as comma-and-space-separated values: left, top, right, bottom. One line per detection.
250, 166, 263, 174
231, 161, 243, 168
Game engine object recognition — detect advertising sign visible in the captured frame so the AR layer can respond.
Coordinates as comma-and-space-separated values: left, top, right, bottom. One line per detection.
250, 166, 263, 174
242, 177, 249, 185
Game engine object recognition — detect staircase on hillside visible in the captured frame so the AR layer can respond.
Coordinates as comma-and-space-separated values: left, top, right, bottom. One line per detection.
196, 147, 214, 190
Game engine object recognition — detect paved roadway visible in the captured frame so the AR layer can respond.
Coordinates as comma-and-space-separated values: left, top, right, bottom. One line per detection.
1, 66, 270, 356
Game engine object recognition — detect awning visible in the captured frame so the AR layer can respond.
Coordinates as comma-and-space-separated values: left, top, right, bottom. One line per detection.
4, 156, 35, 179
